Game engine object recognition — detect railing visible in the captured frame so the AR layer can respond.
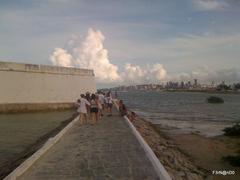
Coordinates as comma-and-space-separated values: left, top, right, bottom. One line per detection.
0, 61, 94, 76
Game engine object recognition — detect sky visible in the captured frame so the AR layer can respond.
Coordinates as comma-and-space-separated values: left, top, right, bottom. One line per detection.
0, 0, 240, 87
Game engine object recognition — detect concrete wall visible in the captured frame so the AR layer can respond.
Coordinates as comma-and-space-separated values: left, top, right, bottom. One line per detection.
0, 61, 96, 112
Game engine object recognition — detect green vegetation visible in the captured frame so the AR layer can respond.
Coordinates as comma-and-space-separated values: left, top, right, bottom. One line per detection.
217, 83, 240, 91
223, 123, 240, 136
217, 84, 231, 91
207, 96, 224, 103
223, 155, 240, 167
222, 124, 240, 167
234, 83, 240, 90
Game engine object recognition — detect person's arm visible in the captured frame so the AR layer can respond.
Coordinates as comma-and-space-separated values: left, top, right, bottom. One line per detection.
85, 99, 90, 106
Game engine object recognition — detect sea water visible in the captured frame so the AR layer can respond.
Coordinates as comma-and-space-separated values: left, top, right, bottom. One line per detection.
118, 91, 240, 137
0, 110, 74, 167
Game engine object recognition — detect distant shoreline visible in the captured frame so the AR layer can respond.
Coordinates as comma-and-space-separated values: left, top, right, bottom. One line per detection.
164, 89, 240, 94
116, 89, 240, 94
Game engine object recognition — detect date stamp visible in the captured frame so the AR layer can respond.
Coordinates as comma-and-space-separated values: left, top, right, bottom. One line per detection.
212, 170, 235, 176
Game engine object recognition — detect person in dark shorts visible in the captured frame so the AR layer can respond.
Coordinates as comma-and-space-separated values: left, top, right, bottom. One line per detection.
90, 94, 99, 124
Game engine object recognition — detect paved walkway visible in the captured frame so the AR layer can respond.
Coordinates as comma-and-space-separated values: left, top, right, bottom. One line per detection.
18, 109, 159, 180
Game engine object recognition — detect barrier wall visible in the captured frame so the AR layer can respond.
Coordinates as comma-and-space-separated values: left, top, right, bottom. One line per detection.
0, 61, 96, 112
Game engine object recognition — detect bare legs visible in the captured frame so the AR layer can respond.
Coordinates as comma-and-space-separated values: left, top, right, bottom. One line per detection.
98, 107, 103, 120
107, 104, 112, 116
91, 112, 98, 125
80, 113, 87, 125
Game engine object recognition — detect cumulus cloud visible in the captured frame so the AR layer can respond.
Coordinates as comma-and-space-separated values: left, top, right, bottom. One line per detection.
172, 66, 240, 84
50, 28, 168, 84
121, 63, 167, 85
50, 28, 121, 82
151, 64, 167, 81
122, 63, 145, 84
74, 29, 121, 82
50, 28, 240, 85
192, 0, 229, 11
50, 48, 73, 67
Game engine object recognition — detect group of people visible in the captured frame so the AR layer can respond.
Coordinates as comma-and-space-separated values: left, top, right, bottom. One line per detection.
75, 91, 135, 125
75, 91, 114, 125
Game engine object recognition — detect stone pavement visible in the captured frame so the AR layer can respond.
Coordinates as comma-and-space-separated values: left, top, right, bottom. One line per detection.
18, 109, 159, 180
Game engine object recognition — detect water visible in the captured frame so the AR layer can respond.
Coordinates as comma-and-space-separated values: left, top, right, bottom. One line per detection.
118, 91, 240, 137
0, 110, 74, 167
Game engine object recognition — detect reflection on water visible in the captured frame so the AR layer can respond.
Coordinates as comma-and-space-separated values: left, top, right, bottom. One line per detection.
0, 110, 74, 166
119, 91, 240, 136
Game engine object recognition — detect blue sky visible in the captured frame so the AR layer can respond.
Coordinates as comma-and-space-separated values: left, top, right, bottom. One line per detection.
0, 0, 240, 85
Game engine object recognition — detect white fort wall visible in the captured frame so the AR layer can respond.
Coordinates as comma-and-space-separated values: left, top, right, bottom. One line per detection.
0, 61, 96, 112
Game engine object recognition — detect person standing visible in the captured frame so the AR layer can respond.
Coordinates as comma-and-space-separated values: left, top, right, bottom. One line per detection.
106, 91, 113, 116
119, 100, 127, 116
90, 94, 99, 125
78, 94, 90, 125
96, 95, 103, 119
85, 92, 91, 117
98, 92, 105, 115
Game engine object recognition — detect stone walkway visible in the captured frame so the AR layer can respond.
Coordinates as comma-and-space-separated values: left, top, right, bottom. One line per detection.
18, 109, 159, 180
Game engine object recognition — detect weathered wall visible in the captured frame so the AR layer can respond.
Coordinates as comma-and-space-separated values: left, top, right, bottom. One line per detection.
0, 61, 96, 112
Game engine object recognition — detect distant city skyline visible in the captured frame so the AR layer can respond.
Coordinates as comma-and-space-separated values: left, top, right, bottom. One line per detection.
108, 80, 240, 92
0, 0, 240, 88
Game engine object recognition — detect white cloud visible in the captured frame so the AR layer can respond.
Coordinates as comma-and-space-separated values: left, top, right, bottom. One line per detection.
50, 28, 169, 84
151, 64, 167, 81
50, 28, 121, 82
50, 28, 240, 85
121, 63, 167, 85
172, 66, 240, 84
50, 48, 73, 67
122, 63, 145, 84
73, 28, 121, 82
192, 0, 229, 11
111, 32, 240, 74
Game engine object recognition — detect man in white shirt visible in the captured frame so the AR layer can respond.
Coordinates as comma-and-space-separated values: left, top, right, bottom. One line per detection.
78, 94, 90, 125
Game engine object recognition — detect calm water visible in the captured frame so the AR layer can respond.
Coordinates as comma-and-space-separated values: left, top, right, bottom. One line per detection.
0, 110, 74, 167
119, 91, 240, 136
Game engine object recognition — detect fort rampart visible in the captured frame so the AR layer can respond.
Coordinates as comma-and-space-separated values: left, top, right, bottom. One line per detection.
0, 61, 96, 112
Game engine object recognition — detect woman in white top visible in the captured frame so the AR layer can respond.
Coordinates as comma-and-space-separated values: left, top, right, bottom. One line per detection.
78, 94, 90, 125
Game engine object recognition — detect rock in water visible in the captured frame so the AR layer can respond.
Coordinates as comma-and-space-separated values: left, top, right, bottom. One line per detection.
207, 96, 224, 103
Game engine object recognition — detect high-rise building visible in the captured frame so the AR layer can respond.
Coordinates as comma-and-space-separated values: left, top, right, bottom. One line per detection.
194, 79, 198, 86
181, 81, 184, 88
